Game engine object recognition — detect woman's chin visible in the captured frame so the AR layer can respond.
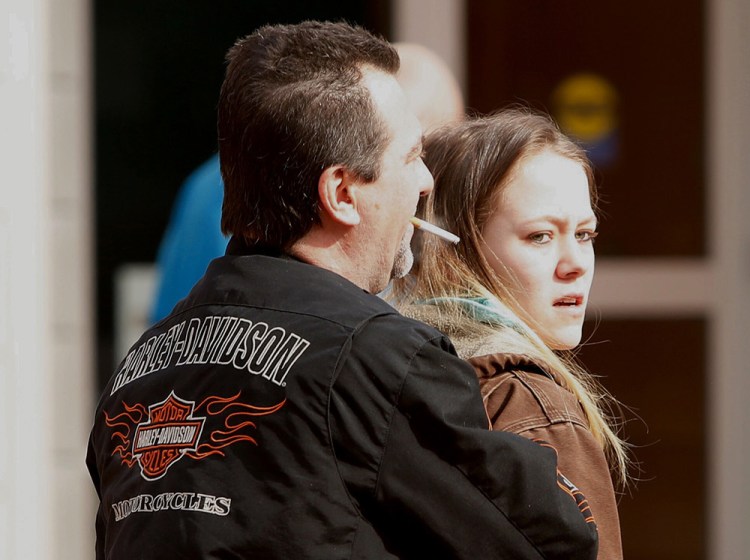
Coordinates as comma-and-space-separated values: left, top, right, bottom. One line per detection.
544, 330, 582, 351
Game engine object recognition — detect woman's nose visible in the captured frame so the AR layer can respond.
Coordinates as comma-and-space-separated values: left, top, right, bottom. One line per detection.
555, 237, 592, 279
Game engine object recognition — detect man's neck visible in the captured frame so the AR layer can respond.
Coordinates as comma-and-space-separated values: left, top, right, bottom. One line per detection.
290, 229, 380, 293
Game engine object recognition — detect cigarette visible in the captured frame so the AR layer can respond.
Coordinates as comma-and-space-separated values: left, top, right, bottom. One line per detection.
410, 216, 460, 244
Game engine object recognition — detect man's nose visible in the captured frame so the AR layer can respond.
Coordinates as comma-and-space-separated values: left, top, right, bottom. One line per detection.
418, 159, 434, 197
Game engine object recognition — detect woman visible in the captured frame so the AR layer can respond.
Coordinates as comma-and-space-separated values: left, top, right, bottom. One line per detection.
395, 108, 629, 559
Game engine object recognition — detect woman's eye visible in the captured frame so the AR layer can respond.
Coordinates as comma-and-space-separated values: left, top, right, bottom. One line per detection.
576, 230, 599, 242
528, 232, 552, 244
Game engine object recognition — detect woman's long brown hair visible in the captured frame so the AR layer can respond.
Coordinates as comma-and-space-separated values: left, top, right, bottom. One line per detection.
393, 107, 629, 487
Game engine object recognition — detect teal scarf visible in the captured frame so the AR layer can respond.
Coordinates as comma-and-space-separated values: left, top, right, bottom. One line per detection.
422, 296, 524, 333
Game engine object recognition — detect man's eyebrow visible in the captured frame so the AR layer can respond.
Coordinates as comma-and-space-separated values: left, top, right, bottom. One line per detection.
406, 135, 425, 159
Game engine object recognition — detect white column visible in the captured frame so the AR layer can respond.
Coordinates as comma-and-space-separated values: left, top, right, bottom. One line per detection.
48, 0, 96, 556
391, 0, 467, 95
707, 0, 750, 557
0, 0, 95, 558
0, 1, 55, 558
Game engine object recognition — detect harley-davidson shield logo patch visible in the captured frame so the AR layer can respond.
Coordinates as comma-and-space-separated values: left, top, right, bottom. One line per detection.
131, 392, 205, 480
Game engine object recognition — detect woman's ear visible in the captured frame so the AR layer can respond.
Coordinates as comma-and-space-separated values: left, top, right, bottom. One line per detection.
318, 165, 361, 226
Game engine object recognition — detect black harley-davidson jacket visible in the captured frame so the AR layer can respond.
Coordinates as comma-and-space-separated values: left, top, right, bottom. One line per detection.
87, 238, 597, 559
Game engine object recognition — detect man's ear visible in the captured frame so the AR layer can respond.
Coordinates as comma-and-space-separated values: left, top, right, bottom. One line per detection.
317, 165, 361, 226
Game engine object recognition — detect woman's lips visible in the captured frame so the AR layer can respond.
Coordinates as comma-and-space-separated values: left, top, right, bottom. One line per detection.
554, 295, 584, 307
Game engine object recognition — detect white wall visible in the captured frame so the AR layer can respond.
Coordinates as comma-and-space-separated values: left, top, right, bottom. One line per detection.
0, 0, 95, 558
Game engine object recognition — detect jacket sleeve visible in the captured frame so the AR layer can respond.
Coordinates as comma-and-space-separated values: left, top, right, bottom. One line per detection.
481, 371, 623, 560
523, 423, 623, 560
330, 322, 598, 560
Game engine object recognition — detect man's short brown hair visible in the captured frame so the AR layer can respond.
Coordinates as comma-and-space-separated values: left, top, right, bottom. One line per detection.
218, 21, 399, 249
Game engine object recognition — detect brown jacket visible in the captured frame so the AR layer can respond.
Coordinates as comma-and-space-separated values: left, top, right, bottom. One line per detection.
405, 305, 623, 560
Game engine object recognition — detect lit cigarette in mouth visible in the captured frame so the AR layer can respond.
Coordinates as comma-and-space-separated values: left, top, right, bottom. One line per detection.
410, 216, 460, 244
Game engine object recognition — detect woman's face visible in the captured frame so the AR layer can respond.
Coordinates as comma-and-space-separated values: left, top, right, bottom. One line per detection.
480, 149, 596, 350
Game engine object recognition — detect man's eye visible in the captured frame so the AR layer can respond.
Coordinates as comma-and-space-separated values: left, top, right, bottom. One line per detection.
576, 230, 599, 243
529, 232, 551, 244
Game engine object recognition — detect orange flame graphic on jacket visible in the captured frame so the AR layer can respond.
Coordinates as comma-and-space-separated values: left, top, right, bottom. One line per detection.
104, 392, 285, 478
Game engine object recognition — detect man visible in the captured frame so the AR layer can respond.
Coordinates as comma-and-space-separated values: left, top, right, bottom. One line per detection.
396, 42, 464, 133
149, 42, 464, 324
88, 21, 597, 559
